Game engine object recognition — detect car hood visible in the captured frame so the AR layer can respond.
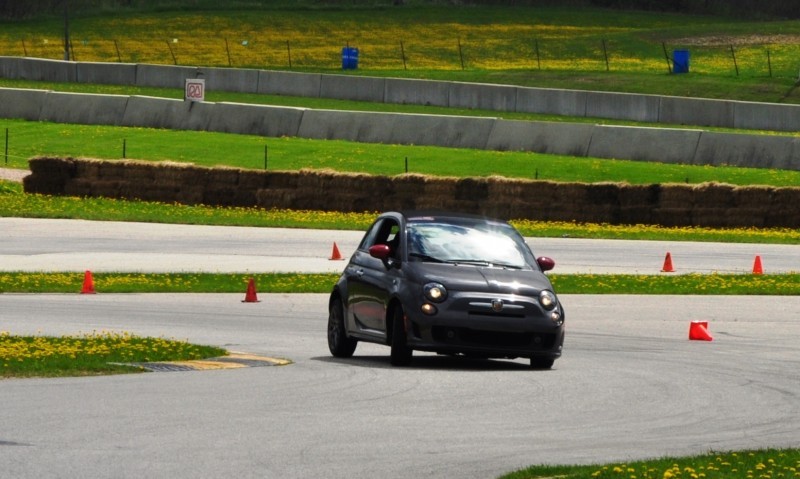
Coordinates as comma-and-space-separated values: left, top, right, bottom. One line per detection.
409, 263, 554, 295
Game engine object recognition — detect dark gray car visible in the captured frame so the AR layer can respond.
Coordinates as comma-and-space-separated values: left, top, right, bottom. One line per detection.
327, 211, 565, 369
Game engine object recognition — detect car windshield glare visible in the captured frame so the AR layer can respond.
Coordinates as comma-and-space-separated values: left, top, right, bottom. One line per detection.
407, 221, 533, 269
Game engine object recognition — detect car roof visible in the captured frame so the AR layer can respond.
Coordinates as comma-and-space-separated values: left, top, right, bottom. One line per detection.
393, 210, 510, 225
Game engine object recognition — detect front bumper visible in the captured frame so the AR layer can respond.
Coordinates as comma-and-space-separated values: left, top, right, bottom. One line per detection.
403, 291, 565, 359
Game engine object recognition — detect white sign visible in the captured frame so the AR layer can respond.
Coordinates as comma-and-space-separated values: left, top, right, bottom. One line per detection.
185, 78, 205, 102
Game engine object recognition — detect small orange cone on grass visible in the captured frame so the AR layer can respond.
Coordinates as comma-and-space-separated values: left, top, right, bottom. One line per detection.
752, 255, 764, 275
80, 270, 96, 294
242, 277, 260, 303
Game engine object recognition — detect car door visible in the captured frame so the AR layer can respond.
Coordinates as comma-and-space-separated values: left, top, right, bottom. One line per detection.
345, 218, 400, 338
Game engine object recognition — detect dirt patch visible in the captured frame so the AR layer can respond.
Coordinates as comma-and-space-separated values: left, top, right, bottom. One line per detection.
674, 34, 800, 47
0, 168, 28, 183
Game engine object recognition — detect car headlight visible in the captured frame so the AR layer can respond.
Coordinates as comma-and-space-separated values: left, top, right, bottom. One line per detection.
539, 290, 558, 311
424, 282, 447, 303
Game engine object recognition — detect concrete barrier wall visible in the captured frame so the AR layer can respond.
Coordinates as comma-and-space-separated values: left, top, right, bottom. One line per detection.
515, 87, 587, 116
257, 70, 321, 97
198, 66, 260, 94
134, 63, 199, 89
40, 91, 129, 126
587, 125, 702, 164
487, 120, 593, 156
2, 86, 798, 171
23, 157, 800, 228
3, 57, 800, 132
319, 74, 385, 102
659, 96, 735, 127
0, 88, 47, 121
585, 91, 661, 123
384, 78, 449, 106
76, 62, 137, 86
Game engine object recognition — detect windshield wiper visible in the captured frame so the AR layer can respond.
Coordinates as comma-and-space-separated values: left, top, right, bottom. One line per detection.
409, 252, 445, 263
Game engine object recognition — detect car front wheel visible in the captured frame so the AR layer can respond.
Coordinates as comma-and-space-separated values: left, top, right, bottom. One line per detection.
328, 297, 357, 358
529, 357, 554, 370
390, 307, 412, 366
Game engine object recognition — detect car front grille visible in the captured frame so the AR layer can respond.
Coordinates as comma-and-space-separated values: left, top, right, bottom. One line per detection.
431, 326, 556, 349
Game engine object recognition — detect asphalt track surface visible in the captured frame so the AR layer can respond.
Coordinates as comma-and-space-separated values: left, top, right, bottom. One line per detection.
2, 218, 800, 479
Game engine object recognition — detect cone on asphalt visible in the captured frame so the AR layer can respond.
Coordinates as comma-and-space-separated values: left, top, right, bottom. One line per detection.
752, 255, 764, 275
329, 242, 344, 261
80, 270, 96, 294
689, 320, 713, 341
242, 277, 260, 303
661, 252, 675, 273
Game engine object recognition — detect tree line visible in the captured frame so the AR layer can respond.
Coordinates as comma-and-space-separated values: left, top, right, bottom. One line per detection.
1, 0, 798, 20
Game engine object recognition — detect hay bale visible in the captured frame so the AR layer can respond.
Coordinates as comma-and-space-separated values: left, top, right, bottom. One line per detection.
658, 184, 695, 209
586, 182, 621, 205
692, 207, 732, 228
265, 171, 300, 189
63, 178, 93, 197
238, 170, 268, 189
74, 158, 103, 179
97, 160, 129, 180
91, 180, 122, 199
455, 178, 489, 201
693, 182, 735, 208
618, 183, 659, 207
206, 166, 241, 187
28, 156, 76, 178
653, 207, 692, 227
733, 185, 774, 208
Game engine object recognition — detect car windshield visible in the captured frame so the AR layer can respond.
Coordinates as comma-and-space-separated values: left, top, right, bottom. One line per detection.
407, 219, 535, 269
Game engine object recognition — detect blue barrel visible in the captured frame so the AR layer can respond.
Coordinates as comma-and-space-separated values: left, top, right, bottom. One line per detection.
673, 49, 690, 74
342, 47, 359, 70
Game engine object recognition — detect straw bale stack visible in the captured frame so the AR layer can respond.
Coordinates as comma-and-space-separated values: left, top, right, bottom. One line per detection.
766, 187, 800, 227
617, 183, 659, 224
691, 182, 736, 227
23, 156, 76, 195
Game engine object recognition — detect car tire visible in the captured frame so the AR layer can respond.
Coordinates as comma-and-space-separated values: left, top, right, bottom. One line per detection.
529, 357, 554, 370
390, 307, 413, 366
328, 297, 357, 358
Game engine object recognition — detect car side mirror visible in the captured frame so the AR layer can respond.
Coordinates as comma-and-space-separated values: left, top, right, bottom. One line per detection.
369, 244, 391, 260
537, 256, 555, 272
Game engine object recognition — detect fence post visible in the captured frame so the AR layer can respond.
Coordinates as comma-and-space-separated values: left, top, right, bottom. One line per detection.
5, 128, 8, 166
662, 43, 672, 74
730, 44, 739, 76
225, 38, 232, 67
534, 39, 541, 70
167, 40, 177, 65
400, 40, 407, 70
602, 39, 609, 71
114, 39, 122, 62
286, 40, 292, 68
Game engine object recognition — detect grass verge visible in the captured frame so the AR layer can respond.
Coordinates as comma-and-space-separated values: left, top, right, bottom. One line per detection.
0, 331, 227, 378
501, 448, 800, 479
2, 181, 799, 244
2, 272, 798, 295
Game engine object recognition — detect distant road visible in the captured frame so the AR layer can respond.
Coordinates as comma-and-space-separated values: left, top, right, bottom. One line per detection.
1, 217, 798, 274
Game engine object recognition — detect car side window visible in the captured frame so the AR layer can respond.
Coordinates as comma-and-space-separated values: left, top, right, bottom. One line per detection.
359, 218, 400, 254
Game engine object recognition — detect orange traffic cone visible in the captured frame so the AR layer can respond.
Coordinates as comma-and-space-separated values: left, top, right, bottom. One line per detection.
329, 242, 344, 261
661, 252, 675, 273
242, 277, 260, 303
689, 320, 713, 341
80, 270, 96, 294
752, 255, 764, 275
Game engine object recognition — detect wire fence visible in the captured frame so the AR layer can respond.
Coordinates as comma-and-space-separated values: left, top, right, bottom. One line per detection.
6, 35, 800, 77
